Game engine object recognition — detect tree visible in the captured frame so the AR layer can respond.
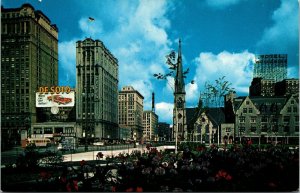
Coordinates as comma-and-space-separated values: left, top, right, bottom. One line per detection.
201, 76, 234, 108
198, 76, 235, 144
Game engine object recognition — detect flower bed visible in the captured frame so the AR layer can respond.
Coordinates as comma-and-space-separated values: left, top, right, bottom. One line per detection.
2, 144, 299, 192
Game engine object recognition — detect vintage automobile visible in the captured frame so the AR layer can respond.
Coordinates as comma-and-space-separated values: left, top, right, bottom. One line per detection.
48, 95, 72, 105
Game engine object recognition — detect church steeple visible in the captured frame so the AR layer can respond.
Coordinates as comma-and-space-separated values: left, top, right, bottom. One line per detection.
175, 39, 185, 95
173, 38, 187, 143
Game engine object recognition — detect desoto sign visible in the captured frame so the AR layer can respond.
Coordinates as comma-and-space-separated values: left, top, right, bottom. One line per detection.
38, 86, 71, 94
36, 86, 75, 107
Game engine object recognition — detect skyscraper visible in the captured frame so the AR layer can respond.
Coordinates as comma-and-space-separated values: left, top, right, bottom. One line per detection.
118, 86, 144, 142
1, 4, 58, 149
76, 38, 119, 142
143, 110, 158, 142
253, 54, 287, 82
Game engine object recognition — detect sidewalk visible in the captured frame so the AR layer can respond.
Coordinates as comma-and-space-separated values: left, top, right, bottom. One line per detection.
63, 145, 175, 162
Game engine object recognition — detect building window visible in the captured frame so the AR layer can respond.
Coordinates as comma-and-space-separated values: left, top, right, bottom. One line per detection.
225, 128, 231, 132
239, 116, 245, 123
293, 107, 297, 113
295, 116, 299, 122
261, 124, 268, 132
287, 107, 291, 113
249, 108, 253, 113
246, 101, 250, 105
283, 116, 289, 123
239, 127, 245, 133
250, 127, 256, 132
243, 108, 247, 113
261, 116, 268, 123
284, 126, 289, 132
250, 116, 256, 123
44, 127, 52, 134
295, 126, 299, 132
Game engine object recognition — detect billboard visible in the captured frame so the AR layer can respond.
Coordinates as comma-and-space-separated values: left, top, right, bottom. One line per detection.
36, 91, 75, 107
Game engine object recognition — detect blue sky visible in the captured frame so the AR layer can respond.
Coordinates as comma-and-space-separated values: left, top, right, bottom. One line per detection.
2, 0, 299, 124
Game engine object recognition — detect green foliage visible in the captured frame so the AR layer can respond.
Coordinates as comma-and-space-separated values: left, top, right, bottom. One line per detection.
178, 142, 206, 151
201, 76, 235, 108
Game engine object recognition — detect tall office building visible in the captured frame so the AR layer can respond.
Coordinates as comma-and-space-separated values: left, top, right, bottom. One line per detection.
249, 78, 276, 97
1, 4, 58, 149
275, 79, 299, 96
253, 54, 287, 82
118, 86, 144, 142
76, 38, 119, 141
143, 110, 158, 142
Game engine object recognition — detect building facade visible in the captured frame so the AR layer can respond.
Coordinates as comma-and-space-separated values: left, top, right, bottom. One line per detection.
187, 108, 225, 144
118, 86, 144, 142
142, 110, 158, 142
254, 54, 287, 82
275, 79, 299, 96
1, 4, 58, 149
157, 122, 171, 141
76, 38, 119, 142
249, 78, 276, 97
233, 95, 299, 144
250, 78, 299, 97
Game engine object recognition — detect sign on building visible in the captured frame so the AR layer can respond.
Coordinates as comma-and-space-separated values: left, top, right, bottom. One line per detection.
36, 91, 75, 107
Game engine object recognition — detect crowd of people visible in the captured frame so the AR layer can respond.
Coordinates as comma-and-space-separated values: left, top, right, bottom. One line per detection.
33, 143, 299, 192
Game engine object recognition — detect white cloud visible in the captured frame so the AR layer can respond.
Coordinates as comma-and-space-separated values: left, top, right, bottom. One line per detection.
79, 17, 103, 37
131, 79, 153, 104
206, 0, 242, 9
58, 40, 76, 86
186, 82, 199, 102
257, 0, 298, 51
193, 50, 255, 97
59, 0, 173, 117
155, 102, 173, 122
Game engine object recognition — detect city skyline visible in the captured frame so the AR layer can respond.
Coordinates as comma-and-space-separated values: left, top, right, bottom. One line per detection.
2, 0, 299, 124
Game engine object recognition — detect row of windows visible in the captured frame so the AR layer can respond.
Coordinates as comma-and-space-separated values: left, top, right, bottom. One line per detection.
239, 126, 299, 133
239, 116, 297, 123
287, 107, 298, 113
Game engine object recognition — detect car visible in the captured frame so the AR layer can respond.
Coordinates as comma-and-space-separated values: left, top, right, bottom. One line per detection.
48, 95, 72, 105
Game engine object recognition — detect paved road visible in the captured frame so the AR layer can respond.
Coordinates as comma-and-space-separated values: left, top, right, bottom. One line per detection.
1, 144, 175, 166
62, 145, 175, 162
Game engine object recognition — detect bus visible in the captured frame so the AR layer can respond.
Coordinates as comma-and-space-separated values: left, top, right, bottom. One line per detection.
25, 138, 51, 147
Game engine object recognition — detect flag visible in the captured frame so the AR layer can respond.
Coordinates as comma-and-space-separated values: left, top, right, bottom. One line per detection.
89, 17, 95, 22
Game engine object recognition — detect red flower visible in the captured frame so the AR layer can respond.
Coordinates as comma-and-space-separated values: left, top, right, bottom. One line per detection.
126, 187, 134, 192
40, 171, 51, 180
73, 180, 78, 191
225, 174, 232, 181
80, 160, 86, 166
136, 187, 143, 192
215, 169, 232, 181
60, 176, 67, 183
